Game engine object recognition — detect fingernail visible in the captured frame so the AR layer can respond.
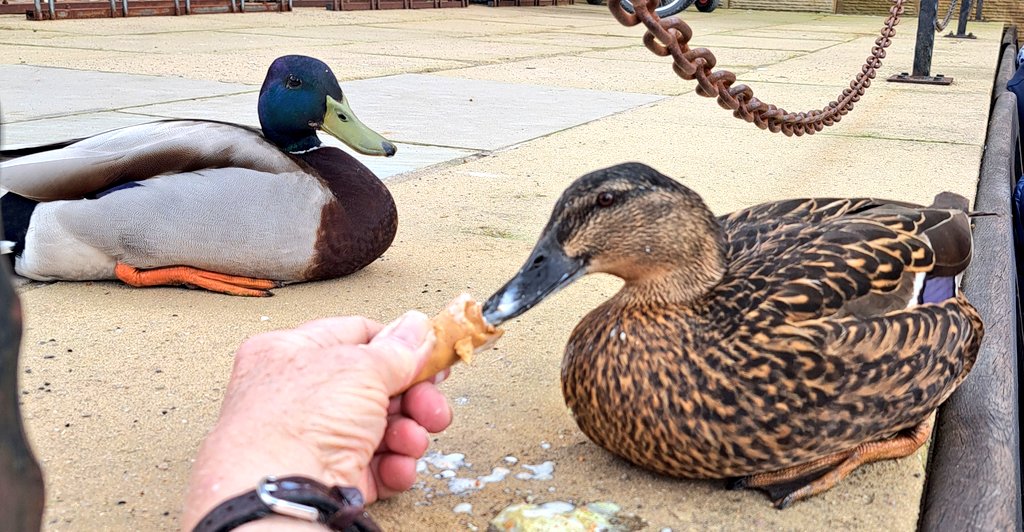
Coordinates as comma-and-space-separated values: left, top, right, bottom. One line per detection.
377, 310, 430, 350
432, 368, 450, 385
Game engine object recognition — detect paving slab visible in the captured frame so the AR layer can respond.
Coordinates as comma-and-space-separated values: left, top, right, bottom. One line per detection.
0, 65, 251, 122
643, 79, 991, 146
0, 27, 74, 42
51, 29, 345, 53
339, 36, 593, 63
0, 111, 156, 148
580, 45, 802, 68
0, 44, 472, 84
436, 55, 703, 95
222, 23, 445, 41
763, 14, 913, 34
739, 30, 1003, 92
472, 30, 638, 49
353, 73, 663, 149
122, 73, 663, 150
725, 28, 862, 41
689, 33, 849, 52
365, 17, 573, 37
0, 5, 1006, 532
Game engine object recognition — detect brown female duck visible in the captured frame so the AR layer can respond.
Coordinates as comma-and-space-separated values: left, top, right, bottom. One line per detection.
483, 162, 983, 508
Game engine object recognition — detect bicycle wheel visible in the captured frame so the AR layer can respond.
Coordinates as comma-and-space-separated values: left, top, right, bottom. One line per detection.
620, 0, 696, 17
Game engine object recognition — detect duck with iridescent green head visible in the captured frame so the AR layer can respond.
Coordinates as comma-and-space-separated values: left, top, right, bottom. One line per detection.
1, 55, 397, 296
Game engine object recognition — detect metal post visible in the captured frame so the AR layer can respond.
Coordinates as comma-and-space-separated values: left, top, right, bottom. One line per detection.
121, 0, 127, 15
32, 0, 41, 19
184, 0, 190, 14
173, 0, 180, 14
946, 0, 976, 38
46, 0, 54, 20
974, 0, 982, 21
913, 0, 937, 76
888, 0, 953, 85
109, 0, 116, 16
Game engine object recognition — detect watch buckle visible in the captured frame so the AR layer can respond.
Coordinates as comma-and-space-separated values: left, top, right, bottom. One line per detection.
257, 476, 320, 522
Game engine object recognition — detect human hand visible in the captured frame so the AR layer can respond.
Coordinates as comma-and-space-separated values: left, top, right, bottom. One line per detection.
182, 311, 451, 531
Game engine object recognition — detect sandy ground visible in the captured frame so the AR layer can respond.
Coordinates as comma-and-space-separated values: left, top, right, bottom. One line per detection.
0, 4, 1004, 531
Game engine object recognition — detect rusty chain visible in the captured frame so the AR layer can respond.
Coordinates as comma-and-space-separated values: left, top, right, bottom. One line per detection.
934, 0, 959, 32
608, 0, 907, 136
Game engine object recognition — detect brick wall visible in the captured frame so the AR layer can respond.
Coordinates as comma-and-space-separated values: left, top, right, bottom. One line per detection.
730, 0, 835, 12
836, 0, 1023, 31
836, 0, 912, 15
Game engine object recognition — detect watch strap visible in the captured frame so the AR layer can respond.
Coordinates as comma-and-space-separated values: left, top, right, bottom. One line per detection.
193, 476, 381, 532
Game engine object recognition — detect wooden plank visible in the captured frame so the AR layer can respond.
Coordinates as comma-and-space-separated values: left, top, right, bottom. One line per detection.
918, 70, 1024, 532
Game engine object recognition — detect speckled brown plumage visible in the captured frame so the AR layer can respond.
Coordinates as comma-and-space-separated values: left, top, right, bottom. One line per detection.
484, 162, 983, 507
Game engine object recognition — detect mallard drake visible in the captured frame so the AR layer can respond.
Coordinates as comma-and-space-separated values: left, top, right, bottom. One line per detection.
0, 55, 397, 297
482, 162, 984, 508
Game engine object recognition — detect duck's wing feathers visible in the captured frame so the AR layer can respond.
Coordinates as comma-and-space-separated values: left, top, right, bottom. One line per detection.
1, 120, 302, 201
729, 194, 973, 322
721, 197, 923, 258
723, 197, 884, 227
17, 166, 333, 281
756, 296, 982, 453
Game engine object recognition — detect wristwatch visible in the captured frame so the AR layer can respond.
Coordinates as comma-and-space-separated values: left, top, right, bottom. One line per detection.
193, 476, 381, 532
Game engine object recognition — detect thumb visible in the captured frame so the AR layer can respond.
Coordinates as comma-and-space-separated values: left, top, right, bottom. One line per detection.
366, 310, 435, 396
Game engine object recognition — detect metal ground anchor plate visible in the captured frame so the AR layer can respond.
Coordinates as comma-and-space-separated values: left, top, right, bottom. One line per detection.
945, 32, 977, 39
886, 72, 954, 85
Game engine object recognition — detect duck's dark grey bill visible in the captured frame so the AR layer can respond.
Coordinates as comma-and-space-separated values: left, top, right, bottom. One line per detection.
482, 235, 585, 326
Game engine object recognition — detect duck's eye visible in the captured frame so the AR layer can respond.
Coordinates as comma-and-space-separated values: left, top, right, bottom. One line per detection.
285, 75, 302, 89
597, 192, 615, 207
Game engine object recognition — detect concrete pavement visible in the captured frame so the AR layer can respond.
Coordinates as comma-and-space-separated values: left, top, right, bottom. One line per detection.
0, 5, 1004, 530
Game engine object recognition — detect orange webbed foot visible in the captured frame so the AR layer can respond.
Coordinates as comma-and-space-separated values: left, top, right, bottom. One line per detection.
114, 263, 282, 297
730, 419, 933, 509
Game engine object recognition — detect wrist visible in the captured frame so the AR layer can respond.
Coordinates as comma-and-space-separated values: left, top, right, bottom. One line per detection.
183, 423, 325, 531
187, 475, 376, 532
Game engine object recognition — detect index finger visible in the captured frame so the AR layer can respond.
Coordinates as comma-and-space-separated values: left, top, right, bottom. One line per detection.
293, 316, 386, 347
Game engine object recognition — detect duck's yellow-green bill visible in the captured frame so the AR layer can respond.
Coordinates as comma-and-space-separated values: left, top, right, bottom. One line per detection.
321, 95, 397, 157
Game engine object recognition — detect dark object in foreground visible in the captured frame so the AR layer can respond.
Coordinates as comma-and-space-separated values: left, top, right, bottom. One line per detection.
0, 241, 44, 528
484, 162, 983, 508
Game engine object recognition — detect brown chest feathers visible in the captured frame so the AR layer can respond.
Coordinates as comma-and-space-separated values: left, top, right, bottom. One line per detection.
295, 147, 398, 281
